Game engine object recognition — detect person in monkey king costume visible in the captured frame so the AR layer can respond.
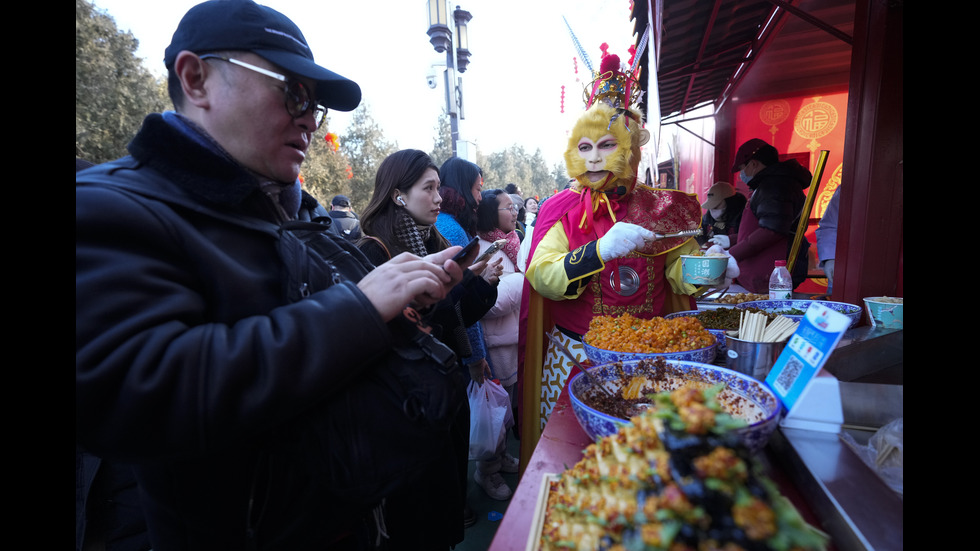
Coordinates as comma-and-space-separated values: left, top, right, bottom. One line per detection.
516, 52, 733, 470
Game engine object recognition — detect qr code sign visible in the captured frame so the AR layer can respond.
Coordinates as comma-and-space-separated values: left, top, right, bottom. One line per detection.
773, 356, 804, 394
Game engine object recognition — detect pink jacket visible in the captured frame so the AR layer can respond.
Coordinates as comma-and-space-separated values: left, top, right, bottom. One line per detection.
478, 236, 524, 388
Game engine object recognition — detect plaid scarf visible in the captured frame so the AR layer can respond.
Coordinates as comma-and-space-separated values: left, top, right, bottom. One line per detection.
393, 207, 431, 257
392, 207, 471, 356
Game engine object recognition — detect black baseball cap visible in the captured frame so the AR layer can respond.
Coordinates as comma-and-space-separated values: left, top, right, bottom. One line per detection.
164, 0, 361, 112
331, 195, 351, 208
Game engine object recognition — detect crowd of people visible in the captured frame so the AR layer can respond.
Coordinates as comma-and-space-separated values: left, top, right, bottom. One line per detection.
76, 2, 828, 550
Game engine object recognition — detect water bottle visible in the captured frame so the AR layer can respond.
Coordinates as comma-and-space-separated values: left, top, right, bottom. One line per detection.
768, 260, 793, 300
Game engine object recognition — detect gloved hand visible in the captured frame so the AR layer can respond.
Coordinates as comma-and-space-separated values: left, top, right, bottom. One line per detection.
598, 222, 655, 262
706, 245, 739, 280
709, 234, 730, 249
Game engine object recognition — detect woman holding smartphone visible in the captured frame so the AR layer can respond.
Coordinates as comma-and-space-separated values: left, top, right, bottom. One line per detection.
435, 158, 517, 501
357, 149, 499, 544
476, 189, 526, 447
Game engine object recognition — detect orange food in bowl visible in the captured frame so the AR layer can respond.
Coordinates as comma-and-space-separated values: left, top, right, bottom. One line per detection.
585, 314, 715, 353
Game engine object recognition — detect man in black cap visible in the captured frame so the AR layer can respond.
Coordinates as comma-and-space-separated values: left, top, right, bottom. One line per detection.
76, 1, 472, 549
329, 194, 362, 242
727, 138, 812, 293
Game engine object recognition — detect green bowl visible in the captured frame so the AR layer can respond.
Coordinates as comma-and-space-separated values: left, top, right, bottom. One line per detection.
681, 255, 727, 286
863, 297, 903, 329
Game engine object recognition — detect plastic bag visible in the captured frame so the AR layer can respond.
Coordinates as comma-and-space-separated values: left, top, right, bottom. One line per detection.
839, 417, 903, 495
467, 379, 513, 461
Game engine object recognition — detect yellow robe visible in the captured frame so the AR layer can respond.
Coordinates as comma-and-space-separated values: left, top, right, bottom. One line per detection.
518, 186, 702, 472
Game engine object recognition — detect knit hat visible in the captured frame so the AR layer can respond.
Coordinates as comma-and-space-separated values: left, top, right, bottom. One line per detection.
731, 138, 777, 172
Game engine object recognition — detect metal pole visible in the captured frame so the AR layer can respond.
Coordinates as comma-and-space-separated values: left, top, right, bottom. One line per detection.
788, 150, 829, 272
445, 7, 459, 158
445, 47, 458, 157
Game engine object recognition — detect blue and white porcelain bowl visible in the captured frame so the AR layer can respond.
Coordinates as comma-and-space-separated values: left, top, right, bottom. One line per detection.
567, 359, 782, 453
581, 337, 717, 366
735, 299, 862, 328
663, 310, 730, 357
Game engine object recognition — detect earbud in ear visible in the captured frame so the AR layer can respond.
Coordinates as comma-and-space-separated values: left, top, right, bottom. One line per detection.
397, 197, 406, 206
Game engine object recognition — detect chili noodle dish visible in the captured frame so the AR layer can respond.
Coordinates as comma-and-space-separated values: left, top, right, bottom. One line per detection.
579, 357, 767, 425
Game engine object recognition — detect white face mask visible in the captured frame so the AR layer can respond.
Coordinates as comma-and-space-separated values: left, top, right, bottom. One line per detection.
709, 207, 725, 219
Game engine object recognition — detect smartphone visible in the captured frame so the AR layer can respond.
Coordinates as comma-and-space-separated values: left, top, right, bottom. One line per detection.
474, 239, 508, 264
451, 236, 481, 264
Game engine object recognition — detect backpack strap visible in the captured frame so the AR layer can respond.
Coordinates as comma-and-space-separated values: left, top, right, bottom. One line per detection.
361, 235, 391, 260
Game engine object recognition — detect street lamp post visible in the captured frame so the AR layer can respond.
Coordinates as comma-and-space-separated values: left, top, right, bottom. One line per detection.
426, 1, 472, 158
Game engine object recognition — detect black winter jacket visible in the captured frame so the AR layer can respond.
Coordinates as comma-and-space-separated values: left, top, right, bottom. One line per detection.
358, 236, 496, 549
76, 114, 404, 549
744, 160, 811, 234
328, 210, 362, 241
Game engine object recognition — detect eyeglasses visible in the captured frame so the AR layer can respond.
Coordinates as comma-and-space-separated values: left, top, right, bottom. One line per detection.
200, 54, 326, 130
499, 205, 519, 214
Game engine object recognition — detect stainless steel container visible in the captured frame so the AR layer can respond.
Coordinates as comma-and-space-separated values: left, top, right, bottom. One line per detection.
724, 336, 786, 381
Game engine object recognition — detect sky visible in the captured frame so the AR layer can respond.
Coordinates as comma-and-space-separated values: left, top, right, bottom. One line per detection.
90, 0, 641, 167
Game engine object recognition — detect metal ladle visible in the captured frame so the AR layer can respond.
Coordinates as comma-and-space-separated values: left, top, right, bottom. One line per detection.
545, 333, 616, 398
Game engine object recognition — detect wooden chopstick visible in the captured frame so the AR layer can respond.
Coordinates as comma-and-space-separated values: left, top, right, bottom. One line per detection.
739, 312, 798, 342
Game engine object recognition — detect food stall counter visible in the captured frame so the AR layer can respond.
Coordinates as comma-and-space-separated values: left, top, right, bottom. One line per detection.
489, 386, 590, 551
491, 381, 830, 551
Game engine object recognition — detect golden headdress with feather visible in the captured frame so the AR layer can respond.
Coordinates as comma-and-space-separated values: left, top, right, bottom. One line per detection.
565, 42, 649, 194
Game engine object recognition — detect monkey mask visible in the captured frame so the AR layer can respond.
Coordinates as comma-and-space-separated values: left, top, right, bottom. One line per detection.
564, 101, 649, 195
